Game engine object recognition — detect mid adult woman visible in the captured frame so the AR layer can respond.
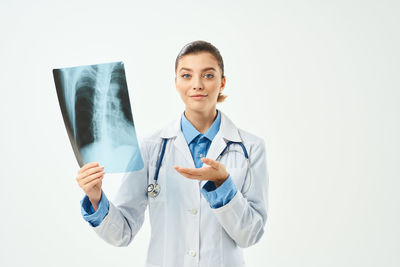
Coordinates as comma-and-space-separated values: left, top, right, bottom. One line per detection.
76, 40, 269, 267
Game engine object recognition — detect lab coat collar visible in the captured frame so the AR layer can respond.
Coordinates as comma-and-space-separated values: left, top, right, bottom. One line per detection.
160, 110, 242, 143
181, 110, 221, 144
160, 110, 242, 170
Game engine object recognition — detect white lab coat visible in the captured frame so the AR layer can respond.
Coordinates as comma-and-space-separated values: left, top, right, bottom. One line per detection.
90, 111, 269, 267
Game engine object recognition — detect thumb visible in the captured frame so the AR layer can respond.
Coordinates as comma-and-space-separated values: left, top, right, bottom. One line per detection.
201, 157, 219, 169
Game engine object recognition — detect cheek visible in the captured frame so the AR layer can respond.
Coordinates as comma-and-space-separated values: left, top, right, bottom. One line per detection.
176, 84, 188, 99
207, 81, 222, 95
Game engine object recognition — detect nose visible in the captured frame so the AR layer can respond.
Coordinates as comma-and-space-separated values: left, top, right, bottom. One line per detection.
192, 75, 203, 90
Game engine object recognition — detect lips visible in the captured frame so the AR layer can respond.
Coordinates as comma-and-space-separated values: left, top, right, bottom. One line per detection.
190, 94, 207, 100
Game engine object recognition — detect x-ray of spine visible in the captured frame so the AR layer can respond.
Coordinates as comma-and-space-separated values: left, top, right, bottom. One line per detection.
53, 61, 144, 173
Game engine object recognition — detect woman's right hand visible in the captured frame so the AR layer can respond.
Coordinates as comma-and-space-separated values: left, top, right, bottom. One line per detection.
76, 162, 105, 211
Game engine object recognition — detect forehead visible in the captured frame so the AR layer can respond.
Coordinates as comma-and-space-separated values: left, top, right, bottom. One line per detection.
177, 52, 220, 72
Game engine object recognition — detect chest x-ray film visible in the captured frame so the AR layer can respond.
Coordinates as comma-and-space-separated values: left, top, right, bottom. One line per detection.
53, 61, 143, 173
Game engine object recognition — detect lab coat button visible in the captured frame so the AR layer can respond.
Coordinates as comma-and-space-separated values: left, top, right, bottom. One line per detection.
199, 154, 203, 158
190, 208, 198, 215
188, 250, 196, 257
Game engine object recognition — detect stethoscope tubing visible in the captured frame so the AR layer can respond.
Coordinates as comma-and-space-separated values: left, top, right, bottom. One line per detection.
148, 137, 252, 197
153, 138, 168, 183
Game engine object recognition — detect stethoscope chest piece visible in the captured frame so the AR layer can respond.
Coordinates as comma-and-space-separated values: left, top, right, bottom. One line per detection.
147, 183, 161, 198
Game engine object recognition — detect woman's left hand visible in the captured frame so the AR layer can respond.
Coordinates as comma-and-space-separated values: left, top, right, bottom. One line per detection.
173, 158, 229, 188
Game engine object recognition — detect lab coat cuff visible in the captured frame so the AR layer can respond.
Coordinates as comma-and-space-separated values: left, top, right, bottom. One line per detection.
201, 175, 237, 209
212, 189, 242, 214
80, 190, 110, 227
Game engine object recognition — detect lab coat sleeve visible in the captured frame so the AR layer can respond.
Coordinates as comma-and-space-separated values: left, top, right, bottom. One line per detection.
80, 189, 110, 227
212, 138, 268, 248
201, 176, 238, 208
88, 141, 149, 247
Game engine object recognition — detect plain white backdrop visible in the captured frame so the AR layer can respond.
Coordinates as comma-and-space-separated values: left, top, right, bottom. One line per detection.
0, 0, 399, 266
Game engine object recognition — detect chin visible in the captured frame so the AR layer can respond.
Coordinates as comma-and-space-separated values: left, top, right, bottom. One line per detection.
186, 103, 213, 113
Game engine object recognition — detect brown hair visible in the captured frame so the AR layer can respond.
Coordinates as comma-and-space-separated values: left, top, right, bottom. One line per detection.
175, 40, 227, 103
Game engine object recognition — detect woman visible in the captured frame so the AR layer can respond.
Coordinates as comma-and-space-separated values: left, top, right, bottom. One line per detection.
76, 40, 269, 267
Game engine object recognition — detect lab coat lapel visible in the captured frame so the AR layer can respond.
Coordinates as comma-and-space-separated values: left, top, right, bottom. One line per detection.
174, 130, 196, 168
201, 112, 242, 187
160, 111, 242, 171
207, 111, 242, 160
160, 113, 195, 168
201, 131, 227, 188
205, 132, 227, 161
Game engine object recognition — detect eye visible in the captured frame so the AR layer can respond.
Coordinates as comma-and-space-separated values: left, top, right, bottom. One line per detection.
204, 73, 214, 79
181, 74, 191, 79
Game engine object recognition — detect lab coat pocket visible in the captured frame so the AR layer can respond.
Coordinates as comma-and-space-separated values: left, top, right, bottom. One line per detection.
147, 165, 167, 203
227, 167, 249, 193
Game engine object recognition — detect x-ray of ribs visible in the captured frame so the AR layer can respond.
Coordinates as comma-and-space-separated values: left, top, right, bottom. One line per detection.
74, 63, 135, 151
53, 61, 143, 173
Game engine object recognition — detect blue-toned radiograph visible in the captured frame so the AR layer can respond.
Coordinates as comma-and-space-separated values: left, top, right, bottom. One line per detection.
53, 62, 144, 173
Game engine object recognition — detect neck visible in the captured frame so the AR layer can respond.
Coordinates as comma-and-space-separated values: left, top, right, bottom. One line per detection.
184, 108, 218, 134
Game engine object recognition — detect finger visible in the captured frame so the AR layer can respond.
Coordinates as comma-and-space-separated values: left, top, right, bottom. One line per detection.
173, 167, 206, 178
177, 167, 201, 175
81, 171, 105, 185
174, 167, 203, 177
77, 166, 104, 181
81, 171, 105, 186
176, 170, 208, 180
82, 176, 103, 191
201, 158, 219, 169
78, 162, 99, 174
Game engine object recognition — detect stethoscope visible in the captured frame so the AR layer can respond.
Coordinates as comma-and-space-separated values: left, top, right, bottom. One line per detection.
147, 137, 253, 198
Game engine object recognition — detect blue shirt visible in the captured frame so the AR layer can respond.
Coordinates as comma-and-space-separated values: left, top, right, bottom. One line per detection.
80, 190, 109, 227
180, 110, 237, 208
81, 110, 237, 227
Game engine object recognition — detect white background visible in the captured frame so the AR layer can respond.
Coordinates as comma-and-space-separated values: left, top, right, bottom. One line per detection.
0, 0, 399, 266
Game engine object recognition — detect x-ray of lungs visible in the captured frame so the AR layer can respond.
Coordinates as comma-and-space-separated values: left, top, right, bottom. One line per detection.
53, 61, 144, 173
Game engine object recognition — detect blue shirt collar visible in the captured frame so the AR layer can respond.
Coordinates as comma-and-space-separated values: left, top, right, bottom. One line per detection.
181, 110, 221, 144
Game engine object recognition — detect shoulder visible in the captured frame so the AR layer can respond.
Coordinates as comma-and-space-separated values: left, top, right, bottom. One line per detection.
137, 118, 177, 160
236, 128, 267, 166
137, 129, 163, 160
220, 110, 266, 152
139, 129, 163, 145
237, 128, 266, 149
238, 128, 266, 157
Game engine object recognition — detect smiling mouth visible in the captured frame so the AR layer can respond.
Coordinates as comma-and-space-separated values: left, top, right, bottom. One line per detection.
190, 95, 207, 100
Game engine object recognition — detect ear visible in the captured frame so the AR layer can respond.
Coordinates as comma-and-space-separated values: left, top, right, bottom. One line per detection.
220, 76, 226, 93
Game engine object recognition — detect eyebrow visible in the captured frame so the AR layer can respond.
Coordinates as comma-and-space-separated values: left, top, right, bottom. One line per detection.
179, 67, 217, 72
